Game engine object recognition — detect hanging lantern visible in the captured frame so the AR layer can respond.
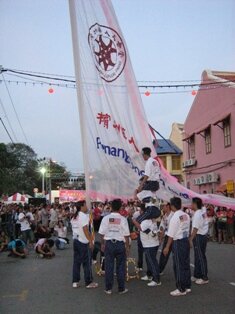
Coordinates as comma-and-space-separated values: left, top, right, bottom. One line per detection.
191, 90, 197, 96
48, 88, 54, 94
145, 91, 151, 97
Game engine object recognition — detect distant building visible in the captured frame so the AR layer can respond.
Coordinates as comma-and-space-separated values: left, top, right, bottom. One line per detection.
156, 139, 184, 183
169, 122, 184, 150
183, 70, 235, 196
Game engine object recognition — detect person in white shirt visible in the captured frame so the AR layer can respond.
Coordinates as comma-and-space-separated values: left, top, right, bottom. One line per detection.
18, 208, 33, 245
54, 220, 69, 250
71, 201, 98, 289
49, 206, 58, 231
163, 197, 191, 297
135, 147, 161, 223
158, 203, 174, 274
137, 147, 160, 194
139, 219, 161, 287
35, 238, 55, 258
190, 198, 209, 285
99, 199, 130, 295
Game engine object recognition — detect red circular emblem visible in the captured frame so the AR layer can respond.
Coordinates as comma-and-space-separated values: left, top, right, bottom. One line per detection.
88, 23, 127, 82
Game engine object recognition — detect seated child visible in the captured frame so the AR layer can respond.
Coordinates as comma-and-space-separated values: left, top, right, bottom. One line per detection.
8, 239, 27, 258
35, 238, 55, 258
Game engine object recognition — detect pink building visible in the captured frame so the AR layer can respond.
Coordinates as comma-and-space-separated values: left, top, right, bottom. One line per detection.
183, 70, 235, 196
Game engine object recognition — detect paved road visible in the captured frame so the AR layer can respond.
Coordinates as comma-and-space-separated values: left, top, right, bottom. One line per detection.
0, 239, 234, 314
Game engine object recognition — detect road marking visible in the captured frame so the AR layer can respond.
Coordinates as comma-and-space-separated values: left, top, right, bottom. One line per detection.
229, 282, 235, 286
2, 289, 28, 301
190, 263, 195, 268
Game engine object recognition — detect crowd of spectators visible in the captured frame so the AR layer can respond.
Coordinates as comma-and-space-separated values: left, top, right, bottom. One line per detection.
0, 201, 234, 260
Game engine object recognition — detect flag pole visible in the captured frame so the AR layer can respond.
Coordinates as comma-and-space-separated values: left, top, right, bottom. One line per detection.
68, 0, 91, 208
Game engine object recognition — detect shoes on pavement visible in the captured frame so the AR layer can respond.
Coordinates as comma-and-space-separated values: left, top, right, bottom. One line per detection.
186, 289, 192, 294
86, 282, 99, 289
119, 289, 128, 295
72, 282, 80, 288
191, 276, 198, 282
170, 289, 187, 297
147, 281, 162, 287
195, 279, 209, 285
141, 275, 153, 281
104, 290, 112, 295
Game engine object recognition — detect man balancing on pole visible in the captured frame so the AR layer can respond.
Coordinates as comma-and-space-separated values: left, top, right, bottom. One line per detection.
133, 147, 161, 225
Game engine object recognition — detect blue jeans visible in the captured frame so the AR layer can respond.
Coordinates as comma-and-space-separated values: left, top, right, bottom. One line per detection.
193, 234, 208, 280
172, 238, 191, 292
159, 235, 172, 273
144, 246, 160, 282
72, 239, 93, 285
104, 240, 126, 292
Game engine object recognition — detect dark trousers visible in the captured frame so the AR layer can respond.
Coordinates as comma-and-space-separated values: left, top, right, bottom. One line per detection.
72, 239, 93, 285
172, 238, 191, 292
159, 235, 172, 273
137, 236, 144, 268
144, 246, 160, 282
104, 240, 126, 292
193, 234, 208, 280
136, 207, 161, 223
92, 241, 105, 270
137, 236, 152, 276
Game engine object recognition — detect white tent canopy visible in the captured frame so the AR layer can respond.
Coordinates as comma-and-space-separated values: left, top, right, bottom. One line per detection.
6, 193, 29, 204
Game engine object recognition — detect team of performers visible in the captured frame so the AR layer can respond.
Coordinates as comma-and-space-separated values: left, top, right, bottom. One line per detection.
71, 147, 209, 296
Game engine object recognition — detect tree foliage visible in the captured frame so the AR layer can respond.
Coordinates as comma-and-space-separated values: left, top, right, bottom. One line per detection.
0, 143, 69, 196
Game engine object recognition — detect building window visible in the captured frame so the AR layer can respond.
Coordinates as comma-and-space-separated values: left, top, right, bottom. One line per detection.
223, 117, 231, 147
188, 135, 195, 158
159, 156, 167, 169
205, 127, 211, 154
172, 155, 181, 170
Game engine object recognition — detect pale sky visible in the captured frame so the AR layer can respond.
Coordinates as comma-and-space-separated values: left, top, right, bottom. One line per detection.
0, 0, 235, 172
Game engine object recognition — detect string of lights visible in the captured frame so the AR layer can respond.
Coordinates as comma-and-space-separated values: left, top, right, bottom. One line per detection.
0, 77, 230, 95
2, 67, 235, 89
6, 67, 231, 84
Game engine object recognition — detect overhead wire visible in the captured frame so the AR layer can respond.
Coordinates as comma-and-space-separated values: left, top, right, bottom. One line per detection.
0, 96, 18, 142
2, 73, 29, 145
0, 117, 14, 144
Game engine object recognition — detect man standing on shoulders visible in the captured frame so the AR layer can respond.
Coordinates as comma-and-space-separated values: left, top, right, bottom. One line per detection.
99, 199, 130, 295
136, 147, 160, 197
163, 197, 191, 297
158, 203, 174, 275
190, 197, 209, 285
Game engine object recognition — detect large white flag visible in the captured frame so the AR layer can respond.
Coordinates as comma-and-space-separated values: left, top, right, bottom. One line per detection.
69, 0, 235, 209
69, 0, 154, 201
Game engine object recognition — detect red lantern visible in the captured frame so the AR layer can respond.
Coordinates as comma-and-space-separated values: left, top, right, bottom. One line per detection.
191, 90, 197, 96
48, 88, 54, 94
145, 91, 151, 97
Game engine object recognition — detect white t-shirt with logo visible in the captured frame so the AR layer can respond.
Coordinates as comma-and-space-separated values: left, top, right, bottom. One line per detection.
160, 211, 174, 236
99, 212, 130, 242
71, 212, 89, 244
167, 210, 190, 241
192, 209, 209, 235
145, 157, 160, 181
140, 220, 159, 248
18, 212, 31, 231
